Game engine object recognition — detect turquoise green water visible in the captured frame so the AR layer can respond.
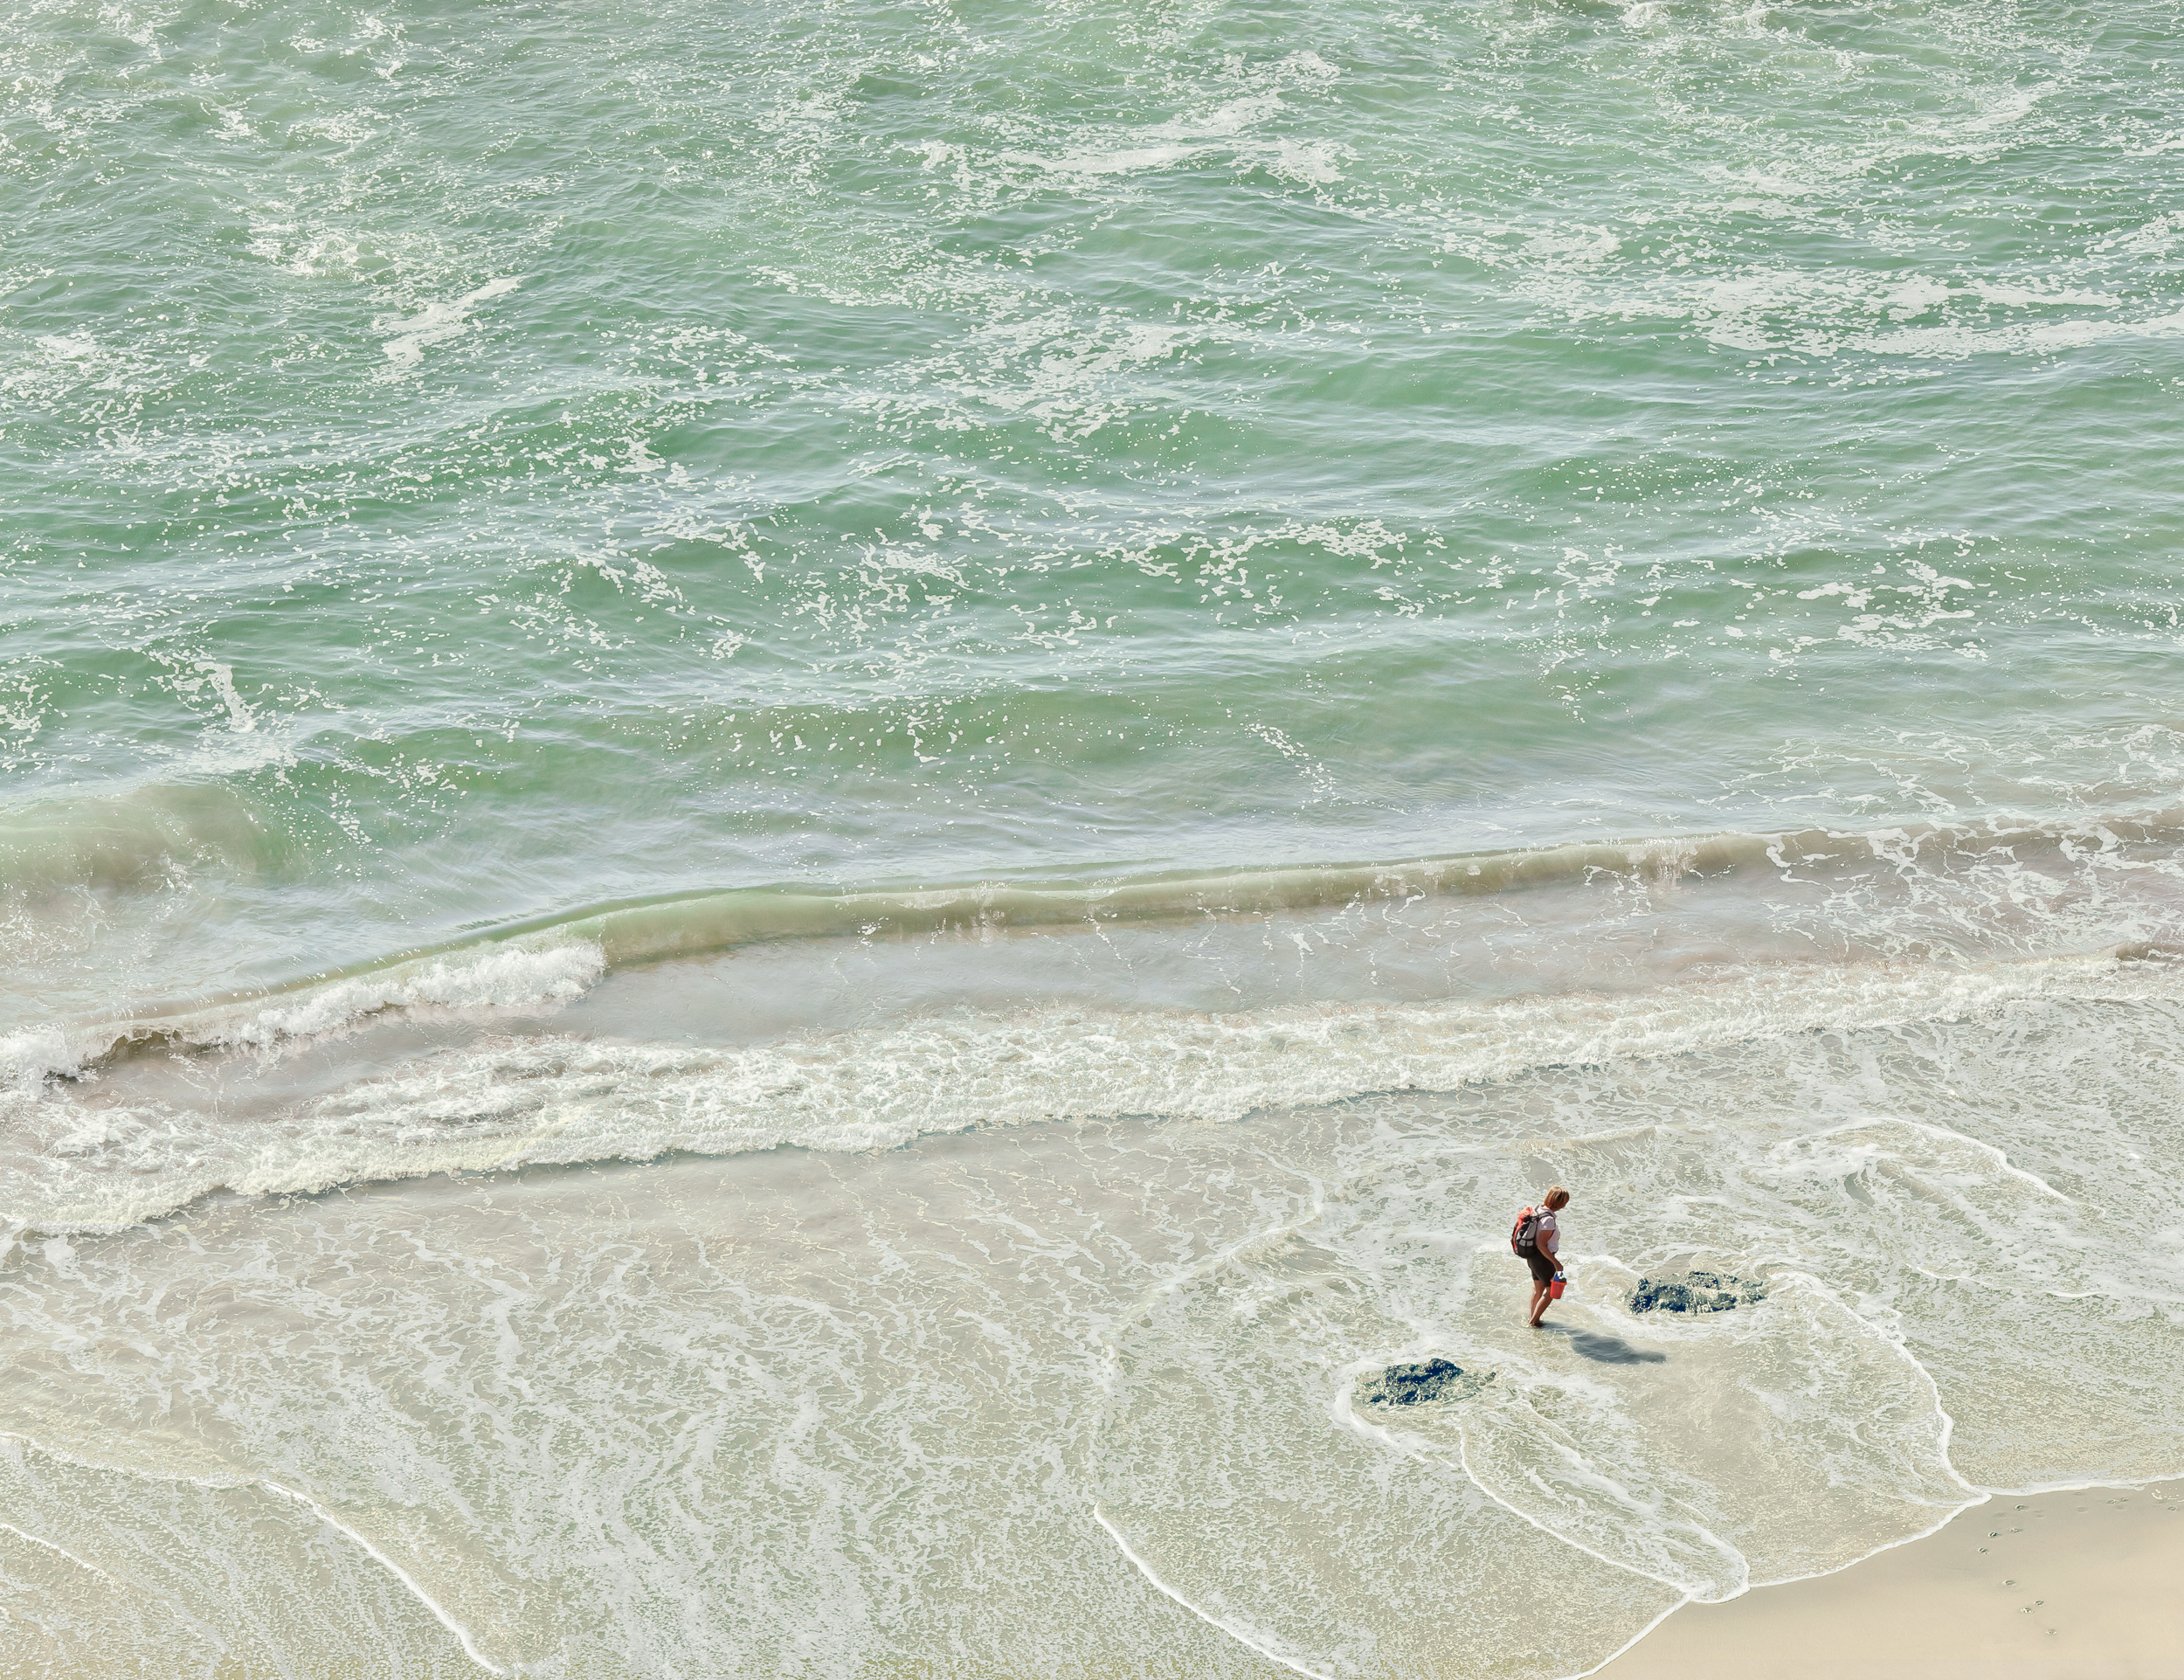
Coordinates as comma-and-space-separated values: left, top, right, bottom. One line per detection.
6, 2, 2184, 1676
10, 0, 2184, 1020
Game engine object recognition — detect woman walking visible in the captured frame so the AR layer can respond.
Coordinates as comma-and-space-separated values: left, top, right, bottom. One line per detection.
1521, 1186, 1570, 1328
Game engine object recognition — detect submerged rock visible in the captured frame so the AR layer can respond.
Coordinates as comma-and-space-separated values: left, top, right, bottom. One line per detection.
1628, 1269, 1767, 1316
1357, 1358, 1494, 1406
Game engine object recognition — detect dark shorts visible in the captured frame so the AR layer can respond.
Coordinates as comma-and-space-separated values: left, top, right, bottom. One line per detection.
1524, 1249, 1559, 1284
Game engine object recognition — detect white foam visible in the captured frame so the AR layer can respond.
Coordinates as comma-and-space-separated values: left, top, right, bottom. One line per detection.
10, 950, 2174, 1234
203, 940, 606, 1053
24, 939, 608, 1094
316, 958, 2167, 1159
0, 1027, 76, 1093
377, 276, 522, 370
194, 660, 257, 733
999, 51, 1338, 182
1972, 282, 2123, 308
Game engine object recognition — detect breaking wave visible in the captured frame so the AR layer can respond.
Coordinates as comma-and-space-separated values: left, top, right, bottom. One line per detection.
9, 945, 2177, 1235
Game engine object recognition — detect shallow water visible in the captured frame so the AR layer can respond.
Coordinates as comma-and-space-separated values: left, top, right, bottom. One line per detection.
5, 0, 2184, 1673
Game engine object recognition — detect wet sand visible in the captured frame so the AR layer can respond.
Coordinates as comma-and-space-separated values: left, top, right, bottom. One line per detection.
1598, 1480, 2184, 1679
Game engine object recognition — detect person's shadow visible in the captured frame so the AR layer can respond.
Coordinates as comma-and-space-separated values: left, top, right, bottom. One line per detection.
1540, 1324, 1666, 1365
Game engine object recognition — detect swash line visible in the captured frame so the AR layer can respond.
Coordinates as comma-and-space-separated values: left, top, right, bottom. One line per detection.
258, 1481, 508, 1677
0, 1520, 114, 1583
1089, 1503, 1335, 1680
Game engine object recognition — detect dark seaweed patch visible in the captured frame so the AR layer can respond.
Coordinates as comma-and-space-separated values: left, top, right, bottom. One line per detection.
1357, 1358, 1494, 1406
1628, 1270, 1767, 1315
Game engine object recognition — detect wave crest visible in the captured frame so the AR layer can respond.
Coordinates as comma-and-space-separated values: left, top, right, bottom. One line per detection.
53, 808, 2184, 1073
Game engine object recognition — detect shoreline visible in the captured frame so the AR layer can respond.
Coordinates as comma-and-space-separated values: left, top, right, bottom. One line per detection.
1595, 1478, 2184, 1679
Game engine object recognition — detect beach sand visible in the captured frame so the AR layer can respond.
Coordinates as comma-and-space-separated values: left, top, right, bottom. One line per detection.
1597, 1480, 2184, 1679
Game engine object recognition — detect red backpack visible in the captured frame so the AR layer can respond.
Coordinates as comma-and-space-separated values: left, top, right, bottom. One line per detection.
1510, 1206, 1540, 1255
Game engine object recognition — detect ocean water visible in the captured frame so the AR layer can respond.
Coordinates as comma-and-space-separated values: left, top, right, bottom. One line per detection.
5, 0, 2184, 1672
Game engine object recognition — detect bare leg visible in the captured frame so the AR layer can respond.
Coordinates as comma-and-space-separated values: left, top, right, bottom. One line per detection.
1526, 1278, 1549, 1327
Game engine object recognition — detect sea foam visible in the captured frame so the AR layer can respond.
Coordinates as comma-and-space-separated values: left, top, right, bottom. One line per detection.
8, 948, 2174, 1235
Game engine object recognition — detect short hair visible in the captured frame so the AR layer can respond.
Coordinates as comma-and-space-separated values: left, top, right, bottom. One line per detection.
1543, 1186, 1570, 1210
